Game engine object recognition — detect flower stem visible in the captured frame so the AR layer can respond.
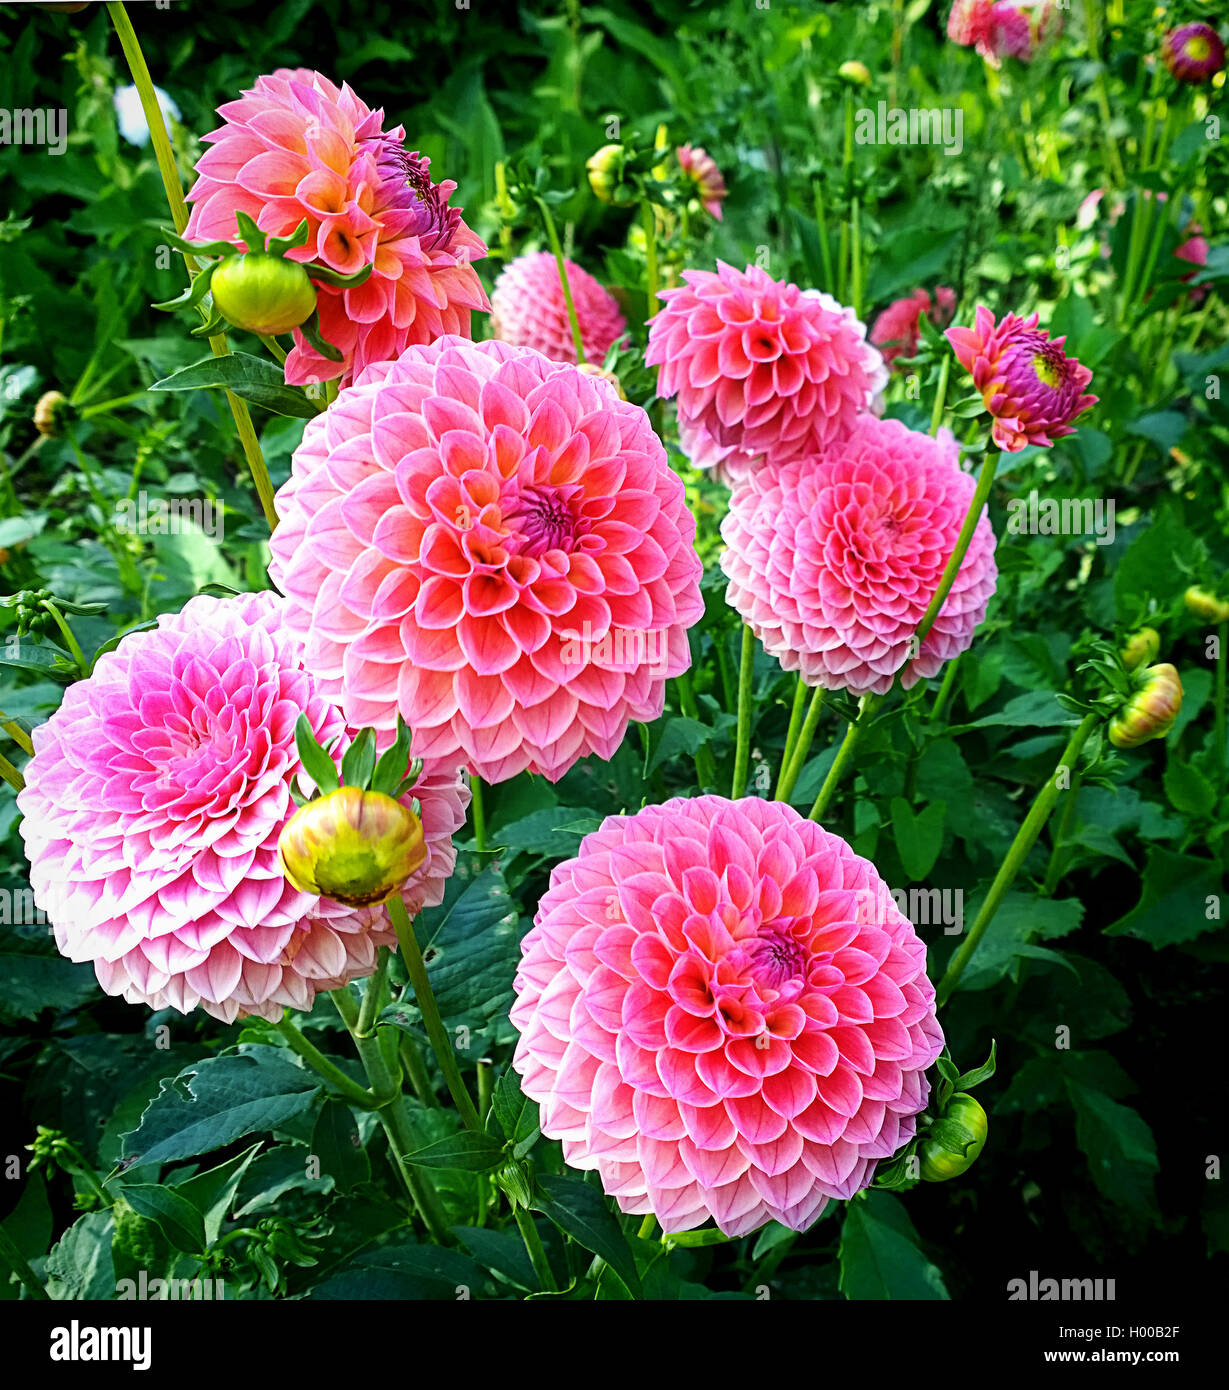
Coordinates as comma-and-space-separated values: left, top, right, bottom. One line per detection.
389, 894, 482, 1132
1041, 768, 1082, 896
808, 693, 880, 821
536, 196, 585, 364
775, 685, 826, 803
935, 711, 1100, 1006
398, 1035, 438, 1108
105, 0, 278, 532
469, 772, 487, 853
514, 1208, 558, 1292
731, 624, 756, 797
929, 655, 962, 722
912, 449, 998, 651
274, 1013, 379, 1110
812, 178, 836, 294
1216, 621, 1227, 792
43, 600, 90, 677
929, 352, 951, 437
0, 710, 33, 757
0, 751, 23, 792
641, 197, 660, 314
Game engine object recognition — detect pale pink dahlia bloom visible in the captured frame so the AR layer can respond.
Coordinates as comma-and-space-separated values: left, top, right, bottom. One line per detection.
17, 592, 466, 1023
721, 417, 997, 695
511, 795, 944, 1236
870, 286, 957, 370
491, 252, 627, 367
947, 306, 1097, 452
268, 336, 704, 783
185, 69, 489, 387
648, 264, 885, 474
676, 144, 727, 220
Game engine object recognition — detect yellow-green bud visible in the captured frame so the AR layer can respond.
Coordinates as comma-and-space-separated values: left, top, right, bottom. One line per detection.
1120, 627, 1160, 671
919, 1094, 987, 1182
33, 390, 70, 438
585, 144, 625, 203
1108, 662, 1183, 749
838, 60, 873, 87
1184, 585, 1229, 625
210, 253, 318, 336
278, 785, 426, 907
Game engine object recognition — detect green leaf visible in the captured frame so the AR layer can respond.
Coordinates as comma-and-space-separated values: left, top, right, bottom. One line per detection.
0, 922, 98, 1021
120, 1184, 207, 1255
838, 1190, 949, 1300
148, 352, 317, 419
1103, 846, 1223, 947
370, 715, 413, 796
121, 1048, 322, 1168
294, 713, 340, 794
340, 726, 376, 790
958, 892, 1083, 991
402, 1130, 505, 1173
173, 1145, 262, 1245
44, 1211, 117, 1300
954, 1038, 997, 1092
490, 806, 598, 860
451, 1225, 536, 1291
889, 797, 946, 880
1163, 758, 1216, 819
310, 1099, 371, 1192
490, 1067, 541, 1156
1066, 1080, 1160, 1220
950, 689, 1073, 732
532, 1173, 642, 1298
1114, 509, 1200, 622
308, 1239, 484, 1300
648, 715, 720, 777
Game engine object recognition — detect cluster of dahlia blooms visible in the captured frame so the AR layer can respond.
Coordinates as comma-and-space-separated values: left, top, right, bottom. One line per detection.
721, 417, 998, 695
185, 69, 490, 387
947, 306, 1097, 452
647, 263, 887, 485
1161, 23, 1226, 84
947, 0, 1060, 65
268, 335, 704, 783
491, 251, 627, 366
17, 593, 466, 1023
870, 286, 957, 369
513, 796, 944, 1235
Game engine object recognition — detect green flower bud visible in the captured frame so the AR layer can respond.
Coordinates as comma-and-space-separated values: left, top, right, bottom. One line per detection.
33, 390, 71, 438
1120, 627, 1160, 671
838, 60, 873, 87
919, 1093, 988, 1182
210, 253, 318, 336
585, 144, 625, 203
278, 785, 427, 907
1108, 662, 1183, 749
1184, 585, 1229, 625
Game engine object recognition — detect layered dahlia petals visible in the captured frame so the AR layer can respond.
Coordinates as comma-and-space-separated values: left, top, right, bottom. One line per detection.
720, 417, 997, 695
19, 592, 465, 1022
491, 252, 627, 367
647, 264, 885, 477
185, 68, 489, 387
512, 797, 944, 1236
269, 336, 703, 782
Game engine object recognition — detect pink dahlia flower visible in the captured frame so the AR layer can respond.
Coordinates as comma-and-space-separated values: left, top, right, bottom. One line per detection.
511, 795, 944, 1236
1162, 23, 1226, 84
947, 306, 1097, 451
721, 417, 997, 695
870, 286, 958, 370
490, 252, 627, 367
17, 593, 466, 1023
676, 144, 727, 220
185, 69, 490, 387
647, 264, 884, 472
948, 0, 1058, 65
268, 336, 704, 783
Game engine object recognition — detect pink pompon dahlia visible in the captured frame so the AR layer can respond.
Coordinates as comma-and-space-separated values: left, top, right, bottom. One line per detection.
17, 592, 467, 1023
948, 0, 1059, 65
676, 144, 727, 220
870, 286, 958, 370
512, 795, 944, 1236
647, 264, 885, 472
185, 69, 490, 387
721, 416, 997, 695
1162, 23, 1226, 84
947, 306, 1097, 451
267, 336, 704, 783
491, 252, 627, 367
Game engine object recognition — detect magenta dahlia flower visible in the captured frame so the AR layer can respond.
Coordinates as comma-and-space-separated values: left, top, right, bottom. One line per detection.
1162, 23, 1226, 84
267, 336, 704, 783
721, 417, 997, 695
512, 795, 944, 1236
676, 144, 727, 221
870, 286, 957, 370
947, 306, 1097, 452
490, 252, 627, 367
185, 69, 489, 387
17, 593, 466, 1023
948, 0, 1058, 65
647, 264, 884, 472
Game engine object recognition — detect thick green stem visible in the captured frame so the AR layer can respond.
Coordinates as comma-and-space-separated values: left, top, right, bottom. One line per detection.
936, 712, 1100, 1005
1216, 621, 1227, 792
0, 711, 33, 757
775, 686, 826, 803
641, 197, 660, 314
536, 196, 586, 364
778, 676, 808, 778
929, 655, 962, 723
390, 895, 482, 1132
731, 624, 756, 798
43, 600, 90, 677
1042, 768, 1082, 895
0, 751, 23, 792
929, 353, 951, 437
399, 1035, 438, 1108
275, 1014, 378, 1110
913, 450, 998, 651
808, 693, 880, 821
514, 1208, 558, 1292
469, 773, 487, 853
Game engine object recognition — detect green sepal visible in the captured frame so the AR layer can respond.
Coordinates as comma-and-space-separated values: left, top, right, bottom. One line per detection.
954, 1039, 997, 1093
265, 219, 311, 257
152, 261, 218, 313
190, 310, 228, 339
306, 261, 374, 290
299, 309, 344, 362
160, 227, 241, 260
294, 713, 341, 795
233, 209, 267, 254
340, 727, 377, 790
371, 714, 414, 797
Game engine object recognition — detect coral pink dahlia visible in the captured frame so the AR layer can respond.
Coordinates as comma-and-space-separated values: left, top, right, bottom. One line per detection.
185, 69, 490, 387
511, 795, 944, 1236
676, 144, 728, 220
947, 306, 1097, 451
267, 336, 704, 783
491, 252, 627, 367
17, 592, 467, 1023
647, 264, 883, 471
721, 416, 997, 695
870, 286, 957, 370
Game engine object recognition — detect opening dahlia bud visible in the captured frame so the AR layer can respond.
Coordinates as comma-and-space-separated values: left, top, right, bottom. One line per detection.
585, 144, 626, 203
919, 1093, 988, 1182
210, 253, 318, 336
1120, 627, 1160, 671
33, 390, 71, 439
838, 60, 873, 86
1185, 586, 1229, 625
1109, 662, 1184, 750
1161, 23, 1226, 85
278, 785, 426, 907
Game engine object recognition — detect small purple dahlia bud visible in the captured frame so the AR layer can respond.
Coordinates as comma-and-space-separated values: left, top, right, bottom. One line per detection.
1162, 23, 1226, 85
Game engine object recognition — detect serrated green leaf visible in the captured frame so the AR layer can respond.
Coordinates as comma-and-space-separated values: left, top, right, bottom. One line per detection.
838, 1191, 949, 1300
402, 1130, 505, 1173
148, 352, 317, 419
121, 1184, 207, 1255
533, 1173, 642, 1298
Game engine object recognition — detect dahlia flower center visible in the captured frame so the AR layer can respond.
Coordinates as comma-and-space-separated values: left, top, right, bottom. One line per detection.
1031, 351, 1064, 390
510, 485, 585, 557
749, 927, 808, 989
376, 142, 457, 251
1186, 35, 1211, 59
